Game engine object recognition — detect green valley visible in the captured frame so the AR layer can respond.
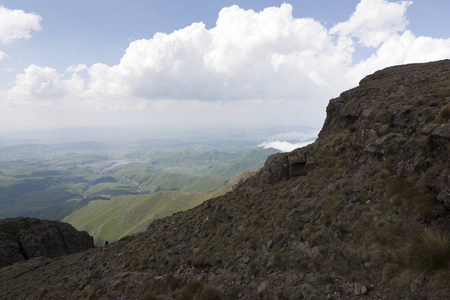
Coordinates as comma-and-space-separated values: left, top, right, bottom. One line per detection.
0, 139, 278, 241
64, 187, 231, 246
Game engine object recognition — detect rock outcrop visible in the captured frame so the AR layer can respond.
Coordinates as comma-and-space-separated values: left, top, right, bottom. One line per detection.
0, 217, 94, 267
258, 150, 316, 184
259, 59, 450, 208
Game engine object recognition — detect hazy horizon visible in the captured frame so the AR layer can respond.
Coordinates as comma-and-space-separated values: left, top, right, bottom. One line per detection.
0, 125, 319, 152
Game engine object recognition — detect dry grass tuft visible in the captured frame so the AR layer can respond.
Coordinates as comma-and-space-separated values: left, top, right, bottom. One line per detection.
197, 285, 221, 300
410, 229, 450, 271
440, 103, 450, 120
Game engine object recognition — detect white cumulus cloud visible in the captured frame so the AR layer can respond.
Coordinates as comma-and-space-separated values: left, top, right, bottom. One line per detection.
66, 64, 88, 73
330, 0, 412, 48
348, 31, 450, 82
86, 3, 352, 102
0, 6, 41, 45
7, 64, 84, 101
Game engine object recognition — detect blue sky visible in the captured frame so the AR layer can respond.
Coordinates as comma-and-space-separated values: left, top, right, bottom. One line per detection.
0, 0, 449, 147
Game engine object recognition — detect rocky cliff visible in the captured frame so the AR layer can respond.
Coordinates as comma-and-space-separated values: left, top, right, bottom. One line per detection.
0, 60, 448, 299
0, 217, 94, 267
259, 60, 449, 207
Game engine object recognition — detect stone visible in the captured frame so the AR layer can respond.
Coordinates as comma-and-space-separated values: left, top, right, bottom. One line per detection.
266, 255, 275, 268
288, 153, 307, 176
301, 283, 314, 298
377, 123, 391, 135
433, 288, 450, 300
422, 123, 450, 140
363, 144, 378, 153
237, 225, 246, 232
306, 156, 316, 165
305, 273, 318, 283
258, 150, 316, 184
411, 276, 426, 295
285, 273, 297, 286
432, 123, 450, 140
414, 276, 426, 286
0, 217, 94, 268
354, 283, 363, 296
309, 246, 321, 260
257, 281, 268, 294
361, 285, 368, 295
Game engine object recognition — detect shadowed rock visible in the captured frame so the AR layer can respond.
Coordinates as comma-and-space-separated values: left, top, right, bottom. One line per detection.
0, 217, 94, 267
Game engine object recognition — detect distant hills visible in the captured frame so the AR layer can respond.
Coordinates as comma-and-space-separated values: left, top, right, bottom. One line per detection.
0, 142, 277, 241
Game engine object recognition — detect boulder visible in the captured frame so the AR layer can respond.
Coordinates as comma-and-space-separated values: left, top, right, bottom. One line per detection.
0, 217, 94, 267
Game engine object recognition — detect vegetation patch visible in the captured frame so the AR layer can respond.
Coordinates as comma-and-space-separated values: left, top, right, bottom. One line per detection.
410, 229, 450, 271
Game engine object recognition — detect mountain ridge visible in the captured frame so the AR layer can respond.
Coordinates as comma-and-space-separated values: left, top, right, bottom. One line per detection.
0, 60, 449, 299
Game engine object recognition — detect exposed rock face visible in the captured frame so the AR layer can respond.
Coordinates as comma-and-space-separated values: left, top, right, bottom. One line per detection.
321, 60, 449, 208
259, 150, 316, 184
0, 217, 94, 267
225, 168, 261, 189
259, 60, 450, 208
320, 60, 450, 138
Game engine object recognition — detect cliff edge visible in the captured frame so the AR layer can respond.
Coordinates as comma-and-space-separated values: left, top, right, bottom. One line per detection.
0, 217, 94, 267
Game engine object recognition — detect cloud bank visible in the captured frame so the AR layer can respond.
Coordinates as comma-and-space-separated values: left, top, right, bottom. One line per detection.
1, 0, 450, 132
259, 140, 315, 153
85, 4, 350, 102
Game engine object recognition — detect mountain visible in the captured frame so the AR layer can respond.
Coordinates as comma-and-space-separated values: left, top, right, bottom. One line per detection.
0, 60, 449, 299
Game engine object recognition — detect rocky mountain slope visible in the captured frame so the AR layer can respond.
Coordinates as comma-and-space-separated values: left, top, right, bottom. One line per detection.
0, 217, 94, 268
0, 60, 449, 299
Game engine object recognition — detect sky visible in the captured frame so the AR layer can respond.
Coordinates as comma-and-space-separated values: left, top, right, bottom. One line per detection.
0, 0, 450, 149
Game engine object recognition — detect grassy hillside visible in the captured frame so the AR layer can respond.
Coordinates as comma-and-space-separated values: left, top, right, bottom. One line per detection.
122, 146, 277, 178
108, 162, 227, 193
64, 186, 231, 246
